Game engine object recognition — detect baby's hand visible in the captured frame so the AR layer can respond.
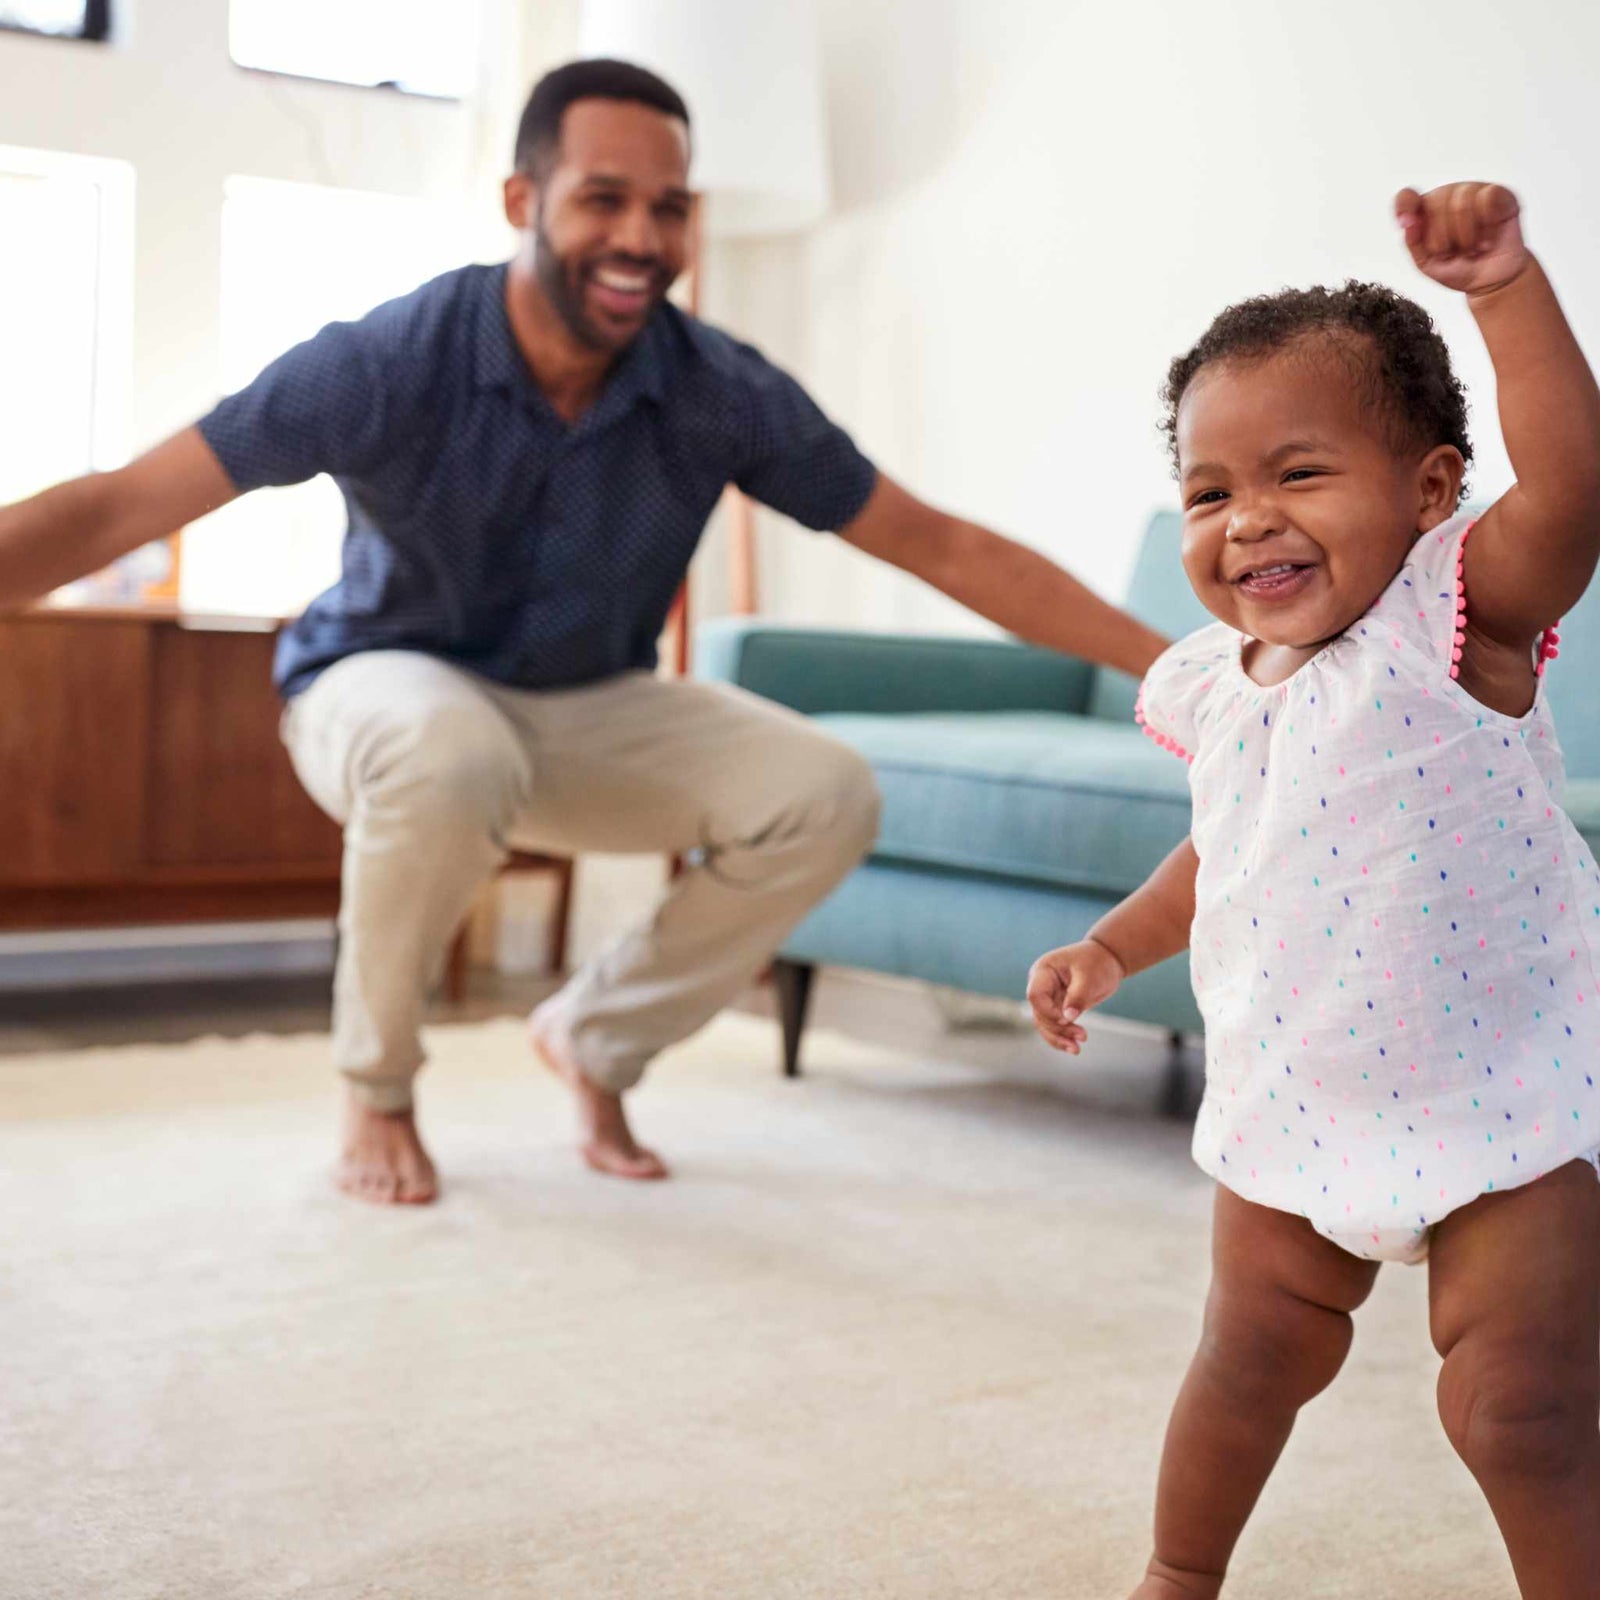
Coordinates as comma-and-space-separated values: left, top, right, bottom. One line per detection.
1026, 938, 1125, 1056
1395, 182, 1528, 296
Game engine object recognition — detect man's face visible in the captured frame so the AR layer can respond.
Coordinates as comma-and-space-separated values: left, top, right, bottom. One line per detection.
507, 98, 692, 353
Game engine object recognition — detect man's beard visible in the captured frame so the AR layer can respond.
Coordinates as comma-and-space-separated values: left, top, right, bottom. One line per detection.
533, 213, 641, 354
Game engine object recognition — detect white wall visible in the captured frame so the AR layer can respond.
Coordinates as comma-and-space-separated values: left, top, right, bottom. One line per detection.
731, 0, 1600, 637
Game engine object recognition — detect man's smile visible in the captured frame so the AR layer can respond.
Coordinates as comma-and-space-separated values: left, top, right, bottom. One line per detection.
586, 261, 660, 321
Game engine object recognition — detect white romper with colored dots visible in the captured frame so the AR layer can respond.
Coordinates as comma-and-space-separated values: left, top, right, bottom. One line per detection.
1137, 509, 1600, 1262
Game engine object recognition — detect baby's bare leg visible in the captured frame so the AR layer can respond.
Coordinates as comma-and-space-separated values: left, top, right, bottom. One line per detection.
1131, 1186, 1380, 1600
1429, 1158, 1600, 1600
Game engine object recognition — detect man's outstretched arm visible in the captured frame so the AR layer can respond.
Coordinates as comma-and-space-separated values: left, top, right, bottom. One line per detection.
0, 426, 239, 612
838, 473, 1168, 678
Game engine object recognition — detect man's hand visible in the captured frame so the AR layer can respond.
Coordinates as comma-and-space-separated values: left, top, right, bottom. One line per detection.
1395, 182, 1529, 298
0, 425, 237, 613
1026, 938, 1125, 1056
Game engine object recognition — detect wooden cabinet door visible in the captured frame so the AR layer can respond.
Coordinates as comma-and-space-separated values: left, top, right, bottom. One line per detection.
0, 616, 150, 884
143, 623, 342, 869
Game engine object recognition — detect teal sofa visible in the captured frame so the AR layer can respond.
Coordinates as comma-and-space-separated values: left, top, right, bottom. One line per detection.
696, 510, 1600, 1105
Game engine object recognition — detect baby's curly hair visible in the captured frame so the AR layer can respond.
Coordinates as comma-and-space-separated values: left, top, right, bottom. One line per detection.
1160, 282, 1473, 488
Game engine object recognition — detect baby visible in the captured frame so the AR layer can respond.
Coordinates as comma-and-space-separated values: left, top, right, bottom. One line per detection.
1029, 183, 1600, 1599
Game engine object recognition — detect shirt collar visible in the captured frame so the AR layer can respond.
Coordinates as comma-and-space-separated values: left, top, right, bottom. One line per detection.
474, 263, 668, 416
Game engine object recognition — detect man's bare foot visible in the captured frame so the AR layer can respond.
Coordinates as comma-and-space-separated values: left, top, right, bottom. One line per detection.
336, 1090, 439, 1205
528, 1010, 669, 1181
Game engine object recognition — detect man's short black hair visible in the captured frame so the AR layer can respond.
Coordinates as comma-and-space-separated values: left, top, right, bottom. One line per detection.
514, 59, 691, 179
1160, 281, 1473, 483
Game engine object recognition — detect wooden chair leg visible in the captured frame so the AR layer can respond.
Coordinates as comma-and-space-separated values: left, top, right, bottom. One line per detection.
439, 855, 573, 1002
548, 858, 575, 974
772, 958, 816, 1079
444, 924, 470, 1004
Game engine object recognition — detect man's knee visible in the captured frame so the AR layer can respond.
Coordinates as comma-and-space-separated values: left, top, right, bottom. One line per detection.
1200, 1281, 1356, 1414
810, 742, 881, 857
723, 736, 880, 862
1437, 1335, 1597, 1485
349, 699, 529, 828
781, 742, 880, 882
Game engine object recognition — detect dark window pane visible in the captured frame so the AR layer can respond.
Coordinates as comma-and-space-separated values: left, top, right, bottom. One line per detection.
0, 2, 109, 41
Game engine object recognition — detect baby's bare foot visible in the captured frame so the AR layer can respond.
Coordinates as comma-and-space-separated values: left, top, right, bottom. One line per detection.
336, 1092, 439, 1205
529, 1009, 669, 1182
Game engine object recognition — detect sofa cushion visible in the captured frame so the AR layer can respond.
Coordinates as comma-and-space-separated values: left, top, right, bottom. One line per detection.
814, 709, 1192, 897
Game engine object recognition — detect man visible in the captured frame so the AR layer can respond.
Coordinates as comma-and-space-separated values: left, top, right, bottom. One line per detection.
0, 60, 1166, 1205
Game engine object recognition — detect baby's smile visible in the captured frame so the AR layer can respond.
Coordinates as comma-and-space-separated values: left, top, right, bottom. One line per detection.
1230, 556, 1319, 602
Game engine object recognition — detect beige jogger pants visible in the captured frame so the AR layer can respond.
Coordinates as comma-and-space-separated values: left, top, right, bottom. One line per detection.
281, 650, 880, 1111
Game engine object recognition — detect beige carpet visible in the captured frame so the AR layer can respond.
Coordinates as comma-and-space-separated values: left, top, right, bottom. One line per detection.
0, 1012, 1512, 1600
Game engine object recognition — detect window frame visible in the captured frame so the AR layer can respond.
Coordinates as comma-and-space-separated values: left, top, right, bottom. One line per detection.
226, 1, 477, 103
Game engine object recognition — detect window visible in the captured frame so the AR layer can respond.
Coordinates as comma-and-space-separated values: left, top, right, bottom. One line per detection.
0, 1, 109, 41
180, 177, 470, 617
229, 0, 478, 99
0, 147, 132, 511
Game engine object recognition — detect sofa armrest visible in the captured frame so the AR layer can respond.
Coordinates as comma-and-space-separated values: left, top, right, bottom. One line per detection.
693, 618, 1095, 716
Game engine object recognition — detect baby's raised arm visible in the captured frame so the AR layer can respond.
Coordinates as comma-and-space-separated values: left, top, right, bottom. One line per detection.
1397, 182, 1600, 647
1028, 836, 1198, 1054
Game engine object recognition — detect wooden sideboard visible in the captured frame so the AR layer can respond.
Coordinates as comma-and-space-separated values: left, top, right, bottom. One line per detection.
0, 605, 343, 932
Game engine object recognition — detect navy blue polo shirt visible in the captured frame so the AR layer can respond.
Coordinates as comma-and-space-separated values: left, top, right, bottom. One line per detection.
198, 263, 878, 697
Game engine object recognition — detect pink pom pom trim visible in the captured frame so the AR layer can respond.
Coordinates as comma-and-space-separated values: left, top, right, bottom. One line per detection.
1450, 523, 1473, 680
1134, 687, 1195, 764
1454, 519, 1564, 679
1536, 619, 1562, 676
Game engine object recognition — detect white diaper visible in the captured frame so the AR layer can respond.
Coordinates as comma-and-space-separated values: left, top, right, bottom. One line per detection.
1317, 1148, 1600, 1264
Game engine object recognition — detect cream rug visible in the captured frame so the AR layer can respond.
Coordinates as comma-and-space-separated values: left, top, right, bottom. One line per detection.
0, 1013, 1511, 1600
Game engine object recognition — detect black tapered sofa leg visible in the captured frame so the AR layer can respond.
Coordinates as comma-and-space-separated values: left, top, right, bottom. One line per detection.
1160, 1029, 1193, 1119
772, 959, 816, 1079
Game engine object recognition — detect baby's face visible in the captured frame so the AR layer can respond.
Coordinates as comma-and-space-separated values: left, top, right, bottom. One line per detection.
1176, 340, 1454, 649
